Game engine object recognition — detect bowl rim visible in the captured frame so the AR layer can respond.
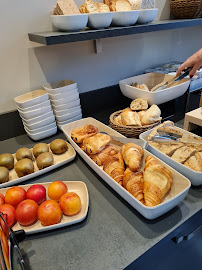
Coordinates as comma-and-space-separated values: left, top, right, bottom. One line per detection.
51, 14, 88, 17
25, 125, 57, 136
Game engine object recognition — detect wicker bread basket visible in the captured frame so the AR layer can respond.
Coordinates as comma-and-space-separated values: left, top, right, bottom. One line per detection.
170, 0, 202, 19
109, 110, 161, 138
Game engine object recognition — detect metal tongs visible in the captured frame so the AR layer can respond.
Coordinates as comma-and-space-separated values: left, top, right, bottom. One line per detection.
150, 67, 192, 92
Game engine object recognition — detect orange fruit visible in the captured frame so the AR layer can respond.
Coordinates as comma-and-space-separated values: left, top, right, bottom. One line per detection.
5, 187, 26, 208
59, 192, 81, 216
0, 193, 5, 206
48, 181, 67, 201
37, 200, 62, 226
15, 199, 38, 226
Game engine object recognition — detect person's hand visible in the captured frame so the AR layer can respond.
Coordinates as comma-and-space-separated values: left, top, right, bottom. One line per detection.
177, 48, 202, 78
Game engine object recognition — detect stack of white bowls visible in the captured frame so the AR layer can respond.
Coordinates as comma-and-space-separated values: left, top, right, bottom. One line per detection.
14, 89, 57, 140
43, 80, 82, 130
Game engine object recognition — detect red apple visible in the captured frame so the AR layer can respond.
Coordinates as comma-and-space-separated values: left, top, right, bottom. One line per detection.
15, 199, 38, 226
0, 194, 5, 206
26, 184, 46, 205
0, 204, 15, 228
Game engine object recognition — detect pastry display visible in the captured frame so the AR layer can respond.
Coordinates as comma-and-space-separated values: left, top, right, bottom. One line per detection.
71, 124, 98, 143
89, 144, 118, 166
121, 143, 143, 172
82, 133, 112, 154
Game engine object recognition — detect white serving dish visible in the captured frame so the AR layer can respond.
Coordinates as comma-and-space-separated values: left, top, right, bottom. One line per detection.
1, 181, 88, 234
25, 126, 57, 141
24, 122, 56, 134
88, 12, 113, 29
139, 127, 202, 186
43, 79, 77, 95
14, 90, 49, 109
62, 117, 191, 220
119, 72, 190, 105
55, 109, 82, 122
51, 14, 88, 31
18, 106, 52, 120
57, 114, 82, 130
52, 99, 81, 111
16, 99, 51, 112
50, 92, 79, 106
112, 10, 139, 26
23, 115, 56, 131
0, 142, 76, 188
53, 105, 81, 116
137, 8, 158, 24
48, 88, 78, 101
21, 111, 54, 126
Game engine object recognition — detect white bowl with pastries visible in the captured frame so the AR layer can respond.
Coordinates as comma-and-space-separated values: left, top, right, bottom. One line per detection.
21, 111, 55, 126
43, 80, 77, 95
112, 10, 139, 26
18, 106, 53, 120
57, 114, 82, 130
25, 125, 57, 141
48, 88, 79, 101
55, 109, 82, 122
51, 14, 88, 31
61, 117, 191, 220
119, 72, 190, 105
50, 92, 80, 106
52, 99, 81, 111
23, 114, 56, 131
139, 121, 202, 186
87, 12, 113, 29
137, 8, 158, 24
53, 105, 81, 116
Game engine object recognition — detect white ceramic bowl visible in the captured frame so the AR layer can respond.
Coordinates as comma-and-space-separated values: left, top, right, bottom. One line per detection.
24, 122, 57, 134
119, 72, 190, 105
48, 88, 78, 101
112, 10, 139, 26
14, 90, 49, 109
53, 105, 81, 116
21, 111, 54, 126
50, 92, 79, 107
57, 114, 82, 130
25, 126, 57, 141
23, 115, 56, 131
88, 12, 113, 29
43, 79, 77, 95
52, 99, 81, 111
18, 106, 52, 120
137, 8, 158, 24
16, 100, 51, 112
55, 109, 82, 122
51, 14, 88, 31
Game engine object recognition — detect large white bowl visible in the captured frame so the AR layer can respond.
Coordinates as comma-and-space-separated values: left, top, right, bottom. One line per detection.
16, 99, 51, 112
24, 122, 57, 134
52, 99, 81, 111
119, 72, 190, 105
43, 79, 77, 95
50, 92, 79, 106
57, 114, 82, 130
18, 106, 52, 120
21, 111, 54, 126
25, 126, 57, 141
14, 90, 49, 109
88, 12, 113, 29
112, 10, 139, 26
137, 8, 158, 24
51, 14, 88, 31
53, 105, 81, 116
55, 109, 82, 122
48, 88, 78, 101
23, 115, 56, 131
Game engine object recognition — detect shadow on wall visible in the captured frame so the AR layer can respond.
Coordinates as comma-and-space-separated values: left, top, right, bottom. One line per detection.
156, 0, 171, 20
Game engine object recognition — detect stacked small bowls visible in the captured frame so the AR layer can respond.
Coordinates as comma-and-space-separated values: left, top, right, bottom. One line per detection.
43, 80, 82, 130
14, 89, 57, 140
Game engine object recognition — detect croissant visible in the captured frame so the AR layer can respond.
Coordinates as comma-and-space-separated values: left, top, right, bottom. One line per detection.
144, 155, 172, 207
89, 144, 118, 166
123, 167, 144, 203
121, 143, 143, 172
71, 124, 98, 144
83, 133, 112, 154
103, 153, 125, 186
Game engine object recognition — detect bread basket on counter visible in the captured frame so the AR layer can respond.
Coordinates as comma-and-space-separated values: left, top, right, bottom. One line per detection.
109, 110, 161, 138
170, 0, 202, 19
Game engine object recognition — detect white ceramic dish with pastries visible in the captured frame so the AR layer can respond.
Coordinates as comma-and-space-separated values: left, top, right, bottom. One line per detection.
88, 12, 113, 29
14, 90, 49, 109
51, 14, 88, 31
18, 106, 52, 120
25, 126, 57, 141
52, 99, 81, 111
16, 100, 51, 112
21, 111, 55, 126
48, 88, 78, 101
112, 10, 139, 26
137, 8, 158, 24
43, 80, 77, 95
140, 126, 202, 186
55, 109, 82, 122
61, 117, 191, 220
24, 122, 57, 134
119, 72, 190, 105
57, 114, 82, 130
50, 92, 79, 106
23, 115, 56, 131
53, 105, 81, 116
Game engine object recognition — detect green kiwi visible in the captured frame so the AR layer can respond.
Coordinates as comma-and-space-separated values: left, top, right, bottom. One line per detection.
16, 147, 33, 161
0, 153, 14, 170
33, 143, 49, 158
0, 167, 9, 183
14, 158, 34, 177
50, 139, 68, 154
36, 152, 54, 170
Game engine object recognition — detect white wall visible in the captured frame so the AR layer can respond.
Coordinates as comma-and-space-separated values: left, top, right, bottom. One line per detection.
1, 0, 202, 114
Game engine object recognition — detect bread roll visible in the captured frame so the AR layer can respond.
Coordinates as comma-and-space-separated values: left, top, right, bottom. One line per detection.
130, 98, 148, 111
121, 111, 141, 126
141, 105, 162, 125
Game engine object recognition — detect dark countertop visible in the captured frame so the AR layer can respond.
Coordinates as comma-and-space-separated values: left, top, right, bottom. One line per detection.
1, 128, 201, 270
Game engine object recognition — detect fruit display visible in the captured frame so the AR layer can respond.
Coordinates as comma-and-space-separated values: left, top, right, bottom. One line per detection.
15, 148, 33, 161
36, 152, 54, 170
0, 167, 9, 183
50, 139, 68, 154
33, 143, 49, 158
14, 158, 34, 177
0, 153, 14, 170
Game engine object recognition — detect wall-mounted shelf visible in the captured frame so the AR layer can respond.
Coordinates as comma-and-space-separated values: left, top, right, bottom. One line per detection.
28, 18, 202, 46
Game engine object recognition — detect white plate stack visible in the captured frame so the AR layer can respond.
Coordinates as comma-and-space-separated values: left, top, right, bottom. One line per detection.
14, 90, 57, 140
43, 80, 82, 130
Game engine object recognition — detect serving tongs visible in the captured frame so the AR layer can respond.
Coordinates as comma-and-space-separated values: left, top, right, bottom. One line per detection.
150, 67, 191, 92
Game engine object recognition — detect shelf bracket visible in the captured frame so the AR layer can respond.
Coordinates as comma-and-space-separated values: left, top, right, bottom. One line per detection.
94, 39, 102, 54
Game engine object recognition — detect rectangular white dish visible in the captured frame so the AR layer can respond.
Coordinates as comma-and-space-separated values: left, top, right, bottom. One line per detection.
53, 105, 81, 116
62, 117, 191, 220
23, 115, 55, 130
0, 181, 88, 235
119, 72, 190, 105
55, 109, 82, 122
52, 99, 80, 111
25, 126, 57, 141
48, 88, 78, 101
14, 90, 49, 109
43, 79, 77, 95
50, 92, 79, 107
0, 142, 76, 188
139, 127, 202, 186
18, 106, 52, 120
21, 111, 54, 126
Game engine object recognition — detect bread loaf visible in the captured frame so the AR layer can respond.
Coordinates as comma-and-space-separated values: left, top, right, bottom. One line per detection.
141, 104, 162, 125
130, 98, 148, 111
